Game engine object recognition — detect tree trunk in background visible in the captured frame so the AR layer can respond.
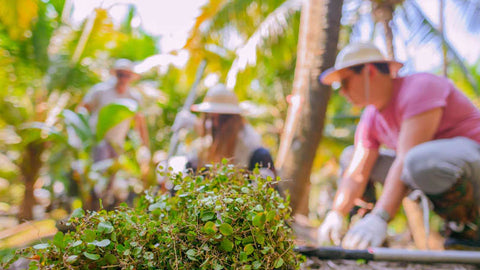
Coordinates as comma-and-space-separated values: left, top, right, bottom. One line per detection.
382, 19, 394, 59
276, 0, 343, 215
18, 141, 45, 221
372, 1, 396, 59
439, 0, 447, 76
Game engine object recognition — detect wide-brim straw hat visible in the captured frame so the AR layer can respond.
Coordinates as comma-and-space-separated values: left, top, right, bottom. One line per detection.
191, 84, 243, 114
320, 43, 403, 85
111, 59, 140, 79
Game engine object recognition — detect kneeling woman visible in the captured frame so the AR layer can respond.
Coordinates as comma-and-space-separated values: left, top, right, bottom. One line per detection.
183, 84, 275, 176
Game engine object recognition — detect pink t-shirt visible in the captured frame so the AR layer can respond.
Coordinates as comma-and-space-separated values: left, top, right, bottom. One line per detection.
355, 73, 480, 150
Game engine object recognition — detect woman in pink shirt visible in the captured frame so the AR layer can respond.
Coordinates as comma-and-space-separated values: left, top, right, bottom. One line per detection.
316, 43, 480, 250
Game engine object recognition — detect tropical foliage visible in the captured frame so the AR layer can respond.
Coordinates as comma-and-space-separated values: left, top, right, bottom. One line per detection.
3, 164, 301, 269
0, 0, 159, 221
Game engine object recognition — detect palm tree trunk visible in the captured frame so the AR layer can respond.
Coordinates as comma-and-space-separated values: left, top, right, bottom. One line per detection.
439, 0, 447, 76
373, 2, 395, 59
18, 141, 45, 221
276, 0, 343, 215
382, 19, 395, 59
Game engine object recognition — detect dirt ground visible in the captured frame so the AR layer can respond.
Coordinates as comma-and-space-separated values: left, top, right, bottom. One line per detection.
292, 221, 480, 270
302, 258, 479, 270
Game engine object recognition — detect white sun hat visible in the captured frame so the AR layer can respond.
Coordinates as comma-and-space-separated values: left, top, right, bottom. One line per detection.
112, 58, 139, 73
320, 43, 403, 85
191, 84, 243, 114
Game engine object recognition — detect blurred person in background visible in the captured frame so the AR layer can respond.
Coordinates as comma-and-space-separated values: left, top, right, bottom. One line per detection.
316, 43, 480, 250
171, 83, 275, 177
78, 59, 150, 209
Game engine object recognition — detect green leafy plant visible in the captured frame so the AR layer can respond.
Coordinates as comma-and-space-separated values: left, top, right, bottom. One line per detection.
4, 162, 302, 269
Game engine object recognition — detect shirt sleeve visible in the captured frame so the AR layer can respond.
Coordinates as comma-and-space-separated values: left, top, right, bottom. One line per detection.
355, 106, 380, 149
129, 89, 143, 106
398, 73, 449, 121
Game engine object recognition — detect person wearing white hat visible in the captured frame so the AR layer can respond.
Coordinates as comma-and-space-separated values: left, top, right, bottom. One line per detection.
317, 43, 480, 250
173, 84, 275, 176
80, 59, 149, 159
77, 59, 150, 209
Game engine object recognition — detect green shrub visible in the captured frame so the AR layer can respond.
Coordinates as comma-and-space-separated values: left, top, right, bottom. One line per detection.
5, 162, 302, 269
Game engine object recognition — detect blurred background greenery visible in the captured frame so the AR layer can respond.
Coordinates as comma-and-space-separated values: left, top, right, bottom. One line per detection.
0, 0, 479, 250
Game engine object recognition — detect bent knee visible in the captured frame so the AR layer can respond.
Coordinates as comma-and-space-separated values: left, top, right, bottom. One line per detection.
402, 143, 461, 194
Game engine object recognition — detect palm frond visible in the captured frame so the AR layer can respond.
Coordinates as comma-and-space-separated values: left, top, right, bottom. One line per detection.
226, 0, 303, 89
342, 0, 369, 42
451, 0, 480, 33
208, 0, 257, 36
398, 0, 479, 94
183, 0, 228, 50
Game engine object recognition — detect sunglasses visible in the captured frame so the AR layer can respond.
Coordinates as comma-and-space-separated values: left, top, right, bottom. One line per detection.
116, 71, 132, 78
329, 75, 353, 91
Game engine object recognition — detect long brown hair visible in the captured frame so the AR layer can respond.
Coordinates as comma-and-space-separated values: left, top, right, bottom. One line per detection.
198, 113, 245, 168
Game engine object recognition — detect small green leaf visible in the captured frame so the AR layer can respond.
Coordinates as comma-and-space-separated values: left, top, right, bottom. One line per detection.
83, 252, 100, 260
98, 221, 114, 234
244, 244, 254, 255
186, 249, 197, 260
252, 261, 262, 269
148, 202, 166, 211
105, 253, 117, 264
91, 239, 111, 247
219, 223, 233, 236
200, 211, 215, 221
33, 243, 49, 249
255, 233, 265, 245
71, 208, 84, 218
203, 221, 217, 234
143, 252, 154, 260
71, 240, 82, 247
83, 229, 96, 242
220, 239, 234, 252
252, 213, 265, 227
186, 249, 197, 257
65, 255, 78, 264
240, 251, 247, 262
274, 258, 284, 268
53, 231, 64, 249
266, 210, 276, 222
253, 205, 264, 211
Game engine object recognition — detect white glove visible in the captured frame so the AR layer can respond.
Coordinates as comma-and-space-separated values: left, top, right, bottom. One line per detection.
171, 110, 197, 132
342, 213, 387, 249
317, 210, 346, 246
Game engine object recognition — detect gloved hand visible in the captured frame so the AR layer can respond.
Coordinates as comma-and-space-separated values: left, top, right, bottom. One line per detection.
171, 109, 197, 132
342, 213, 387, 249
317, 210, 346, 246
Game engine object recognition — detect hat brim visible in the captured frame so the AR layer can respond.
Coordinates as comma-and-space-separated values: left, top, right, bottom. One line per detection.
191, 102, 243, 114
320, 60, 403, 85
111, 68, 140, 79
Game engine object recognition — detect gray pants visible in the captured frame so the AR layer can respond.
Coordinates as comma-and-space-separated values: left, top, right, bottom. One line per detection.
340, 137, 480, 201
